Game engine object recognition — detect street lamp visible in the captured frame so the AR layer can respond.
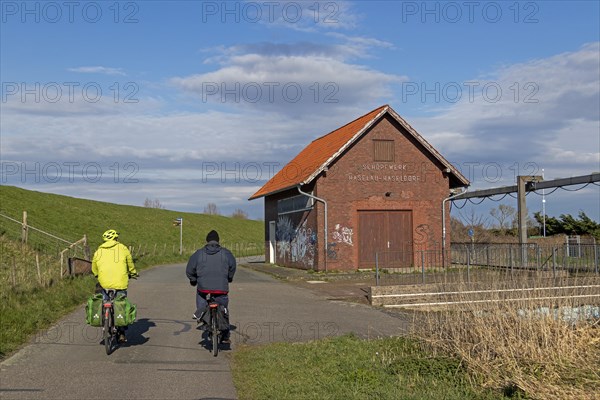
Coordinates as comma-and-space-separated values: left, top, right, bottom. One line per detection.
542, 169, 546, 237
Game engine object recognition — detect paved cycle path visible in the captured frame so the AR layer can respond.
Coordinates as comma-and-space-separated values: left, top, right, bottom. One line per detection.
1, 263, 408, 400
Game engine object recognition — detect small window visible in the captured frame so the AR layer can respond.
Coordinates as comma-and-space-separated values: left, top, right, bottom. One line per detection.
373, 140, 394, 162
277, 195, 314, 215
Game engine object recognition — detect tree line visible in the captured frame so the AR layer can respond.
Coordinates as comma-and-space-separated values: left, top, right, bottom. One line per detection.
143, 199, 250, 220
533, 211, 600, 239
454, 205, 599, 240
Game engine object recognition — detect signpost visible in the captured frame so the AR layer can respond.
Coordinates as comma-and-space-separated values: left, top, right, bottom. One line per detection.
173, 217, 183, 255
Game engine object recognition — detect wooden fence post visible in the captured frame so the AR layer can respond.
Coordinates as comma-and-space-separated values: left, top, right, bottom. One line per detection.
36, 253, 42, 285
83, 234, 91, 260
22, 211, 28, 244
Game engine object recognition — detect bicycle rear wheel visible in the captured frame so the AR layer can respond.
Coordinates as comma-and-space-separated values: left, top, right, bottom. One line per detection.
211, 308, 219, 357
104, 308, 114, 355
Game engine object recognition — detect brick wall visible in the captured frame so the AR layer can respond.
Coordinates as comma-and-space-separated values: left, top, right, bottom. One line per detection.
264, 114, 454, 271
317, 114, 451, 270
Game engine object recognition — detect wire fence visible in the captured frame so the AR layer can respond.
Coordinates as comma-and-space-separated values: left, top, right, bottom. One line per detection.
0, 213, 91, 292
0, 211, 266, 292
126, 241, 265, 259
375, 243, 600, 286
0, 212, 88, 258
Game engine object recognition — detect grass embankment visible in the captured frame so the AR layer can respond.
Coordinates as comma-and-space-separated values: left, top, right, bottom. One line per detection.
232, 334, 514, 400
0, 274, 97, 358
0, 185, 263, 252
0, 185, 263, 358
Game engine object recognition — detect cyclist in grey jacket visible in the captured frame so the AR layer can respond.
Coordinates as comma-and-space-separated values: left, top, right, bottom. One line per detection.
186, 230, 236, 343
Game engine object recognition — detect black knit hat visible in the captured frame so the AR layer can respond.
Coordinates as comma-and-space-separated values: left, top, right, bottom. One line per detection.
206, 230, 219, 243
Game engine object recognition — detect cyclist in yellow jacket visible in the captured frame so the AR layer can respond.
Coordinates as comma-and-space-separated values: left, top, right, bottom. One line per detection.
92, 229, 138, 342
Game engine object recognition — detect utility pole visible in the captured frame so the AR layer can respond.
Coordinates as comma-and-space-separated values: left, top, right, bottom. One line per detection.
517, 175, 543, 265
446, 172, 599, 266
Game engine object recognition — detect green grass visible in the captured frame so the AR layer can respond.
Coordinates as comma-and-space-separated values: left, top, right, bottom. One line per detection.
0, 274, 97, 358
0, 185, 264, 254
0, 185, 264, 358
232, 334, 518, 400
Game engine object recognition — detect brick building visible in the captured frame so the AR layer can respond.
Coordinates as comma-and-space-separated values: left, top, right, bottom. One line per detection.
249, 105, 469, 271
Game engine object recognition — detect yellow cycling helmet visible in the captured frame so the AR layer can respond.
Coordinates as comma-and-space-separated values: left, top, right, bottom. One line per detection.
102, 229, 119, 241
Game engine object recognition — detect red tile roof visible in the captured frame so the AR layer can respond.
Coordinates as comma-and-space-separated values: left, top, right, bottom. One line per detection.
249, 105, 468, 200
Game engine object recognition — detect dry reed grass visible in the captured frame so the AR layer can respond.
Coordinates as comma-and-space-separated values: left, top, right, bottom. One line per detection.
412, 278, 600, 399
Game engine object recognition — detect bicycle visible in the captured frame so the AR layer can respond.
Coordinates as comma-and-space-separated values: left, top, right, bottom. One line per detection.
206, 293, 221, 357
97, 276, 137, 355
102, 289, 119, 355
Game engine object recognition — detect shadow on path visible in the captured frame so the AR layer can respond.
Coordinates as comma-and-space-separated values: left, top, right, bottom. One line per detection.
121, 318, 155, 347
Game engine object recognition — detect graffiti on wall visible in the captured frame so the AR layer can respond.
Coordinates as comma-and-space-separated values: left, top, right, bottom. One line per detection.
414, 223, 436, 249
276, 216, 316, 267
327, 242, 338, 259
277, 216, 294, 260
332, 224, 353, 246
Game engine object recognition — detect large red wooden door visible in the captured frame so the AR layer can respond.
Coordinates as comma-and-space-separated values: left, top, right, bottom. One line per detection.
387, 211, 413, 267
358, 211, 386, 267
358, 210, 413, 268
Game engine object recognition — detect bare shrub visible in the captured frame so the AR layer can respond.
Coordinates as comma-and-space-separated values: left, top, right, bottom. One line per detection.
143, 198, 165, 209
412, 278, 600, 399
231, 208, 248, 219
204, 203, 220, 215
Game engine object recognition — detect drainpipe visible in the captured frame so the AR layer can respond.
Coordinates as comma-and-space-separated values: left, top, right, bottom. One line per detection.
442, 188, 467, 268
297, 185, 328, 272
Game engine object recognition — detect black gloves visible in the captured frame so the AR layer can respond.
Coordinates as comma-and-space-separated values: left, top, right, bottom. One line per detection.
228, 278, 233, 283
189, 280, 197, 286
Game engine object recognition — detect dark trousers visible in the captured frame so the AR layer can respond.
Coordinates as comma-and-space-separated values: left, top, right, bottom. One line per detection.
101, 289, 128, 333
195, 292, 230, 337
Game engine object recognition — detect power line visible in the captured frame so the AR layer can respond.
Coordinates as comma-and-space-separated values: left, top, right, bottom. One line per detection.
450, 173, 600, 205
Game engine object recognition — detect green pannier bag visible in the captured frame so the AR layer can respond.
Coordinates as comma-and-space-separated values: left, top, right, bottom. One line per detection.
113, 295, 137, 327
85, 293, 103, 327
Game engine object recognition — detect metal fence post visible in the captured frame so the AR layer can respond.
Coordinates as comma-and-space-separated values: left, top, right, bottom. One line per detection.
553, 247, 557, 279
594, 244, 599, 275
467, 246, 471, 284
421, 250, 425, 284
375, 252, 379, 286
509, 245, 513, 278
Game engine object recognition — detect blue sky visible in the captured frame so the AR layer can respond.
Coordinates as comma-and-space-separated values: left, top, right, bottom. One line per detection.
1, 0, 599, 225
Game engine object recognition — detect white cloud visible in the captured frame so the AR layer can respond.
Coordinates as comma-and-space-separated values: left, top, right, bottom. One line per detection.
2, 43, 598, 220
409, 42, 600, 187
172, 40, 404, 117
67, 66, 126, 76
